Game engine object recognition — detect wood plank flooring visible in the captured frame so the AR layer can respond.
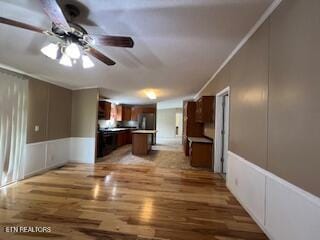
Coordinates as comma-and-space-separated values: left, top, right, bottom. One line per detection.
0, 163, 268, 240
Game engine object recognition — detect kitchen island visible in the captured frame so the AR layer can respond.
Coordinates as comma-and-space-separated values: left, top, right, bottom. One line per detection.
132, 130, 157, 155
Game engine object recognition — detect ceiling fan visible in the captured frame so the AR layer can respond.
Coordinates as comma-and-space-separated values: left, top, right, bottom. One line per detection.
0, 0, 134, 68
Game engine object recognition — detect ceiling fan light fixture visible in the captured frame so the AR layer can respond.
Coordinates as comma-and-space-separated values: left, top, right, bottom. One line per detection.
65, 43, 81, 59
82, 55, 94, 68
41, 43, 59, 59
59, 54, 72, 67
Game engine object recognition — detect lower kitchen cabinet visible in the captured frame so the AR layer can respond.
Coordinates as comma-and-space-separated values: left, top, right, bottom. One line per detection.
117, 130, 132, 147
188, 137, 213, 168
97, 130, 133, 157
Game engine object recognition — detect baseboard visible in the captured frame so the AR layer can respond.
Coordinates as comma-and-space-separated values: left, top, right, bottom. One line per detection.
227, 151, 320, 240
24, 163, 66, 179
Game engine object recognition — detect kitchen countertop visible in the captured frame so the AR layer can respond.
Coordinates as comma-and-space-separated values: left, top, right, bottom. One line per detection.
188, 137, 213, 144
100, 128, 136, 132
132, 130, 157, 134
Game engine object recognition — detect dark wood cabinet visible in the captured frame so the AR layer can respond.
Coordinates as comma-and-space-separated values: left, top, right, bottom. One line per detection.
124, 106, 131, 121
110, 103, 117, 120
98, 101, 111, 120
126, 131, 132, 144
195, 96, 215, 123
142, 107, 156, 114
189, 142, 213, 168
131, 106, 156, 121
117, 131, 126, 146
116, 105, 122, 121
116, 130, 132, 147
131, 107, 141, 121
182, 101, 203, 156
116, 105, 131, 121
132, 133, 152, 155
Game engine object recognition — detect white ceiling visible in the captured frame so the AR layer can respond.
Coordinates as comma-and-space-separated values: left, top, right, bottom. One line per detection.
0, 0, 274, 104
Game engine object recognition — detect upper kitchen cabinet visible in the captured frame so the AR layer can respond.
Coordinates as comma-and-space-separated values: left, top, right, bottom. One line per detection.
183, 101, 204, 156
116, 105, 132, 121
98, 101, 111, 120
195, 96, 215, 123
131, 107, 142, 121
131, 106, 156, 121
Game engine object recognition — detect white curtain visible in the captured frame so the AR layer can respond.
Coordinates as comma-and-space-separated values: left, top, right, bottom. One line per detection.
0, 69, 27, 187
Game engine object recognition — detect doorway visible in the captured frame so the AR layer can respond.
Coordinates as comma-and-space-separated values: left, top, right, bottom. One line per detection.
214, 87, 230, 178
175, 112, 183, 137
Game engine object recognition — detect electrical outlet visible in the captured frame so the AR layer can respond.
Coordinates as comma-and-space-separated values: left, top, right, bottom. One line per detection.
34, 125, 40, 132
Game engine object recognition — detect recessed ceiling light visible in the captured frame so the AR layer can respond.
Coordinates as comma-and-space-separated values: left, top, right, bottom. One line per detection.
146, 91, 157, 100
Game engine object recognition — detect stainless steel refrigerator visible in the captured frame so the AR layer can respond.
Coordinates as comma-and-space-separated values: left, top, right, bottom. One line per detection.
138, 113, 156, 130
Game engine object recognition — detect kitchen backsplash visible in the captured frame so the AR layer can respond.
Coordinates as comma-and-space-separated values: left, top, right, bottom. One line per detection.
98, 120, 138, 129
118, 121, 138, 128
98, 119, 116, 129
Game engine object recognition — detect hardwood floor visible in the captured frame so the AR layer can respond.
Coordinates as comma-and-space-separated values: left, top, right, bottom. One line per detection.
0, 163, 268, 240
100, 145, 193, 170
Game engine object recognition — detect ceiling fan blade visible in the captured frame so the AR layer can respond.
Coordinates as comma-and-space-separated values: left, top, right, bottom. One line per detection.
87, 48, 116, 66
39, 0, 70, 31
90, 35, 134, 48
0, 16, 46, 34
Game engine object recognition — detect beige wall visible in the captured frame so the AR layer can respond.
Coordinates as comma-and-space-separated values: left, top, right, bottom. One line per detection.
47, 84, 72, 140
198, 0, 320, 196
71, 89, 98, 138
267, 0, 320, 197
229, 21, 269, 169
27, 79, 72, 143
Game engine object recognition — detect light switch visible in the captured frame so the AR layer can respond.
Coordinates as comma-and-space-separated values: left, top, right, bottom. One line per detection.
34, 125, 40, 132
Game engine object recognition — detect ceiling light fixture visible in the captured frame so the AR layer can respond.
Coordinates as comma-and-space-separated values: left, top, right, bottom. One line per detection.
59, 54, 72, 67
82, 55, 95, 69
41, 43, 59, 60
65, 42, 81, 59
146, 91, 157, 100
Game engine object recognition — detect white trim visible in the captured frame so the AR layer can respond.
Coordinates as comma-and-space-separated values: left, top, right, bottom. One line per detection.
216, 86, 230, 97
26, 137, 71, 146
227, 151, 320, 240
72, 86, 99, 91
228, 151, 320, 207
214, 87, 230, 173
69, 137, 96, 164
23, 162, 66, 179
229, 179, 274, 240
0, 181, 18, 190
23, 138, 70, 178
194, 0, 282, 100
0, 64, 73, 90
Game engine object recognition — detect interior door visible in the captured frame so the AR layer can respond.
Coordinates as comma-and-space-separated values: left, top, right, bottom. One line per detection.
221, 94, 230, 173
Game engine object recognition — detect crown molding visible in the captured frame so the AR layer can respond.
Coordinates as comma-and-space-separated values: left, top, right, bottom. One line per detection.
194, 0, 282, 100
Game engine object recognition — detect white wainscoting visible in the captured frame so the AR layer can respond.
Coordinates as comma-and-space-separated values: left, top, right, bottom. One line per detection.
23, 137, 96, 178
23, 138, 70, 178
69, 137, 95, 164
227, 151, 320, 240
